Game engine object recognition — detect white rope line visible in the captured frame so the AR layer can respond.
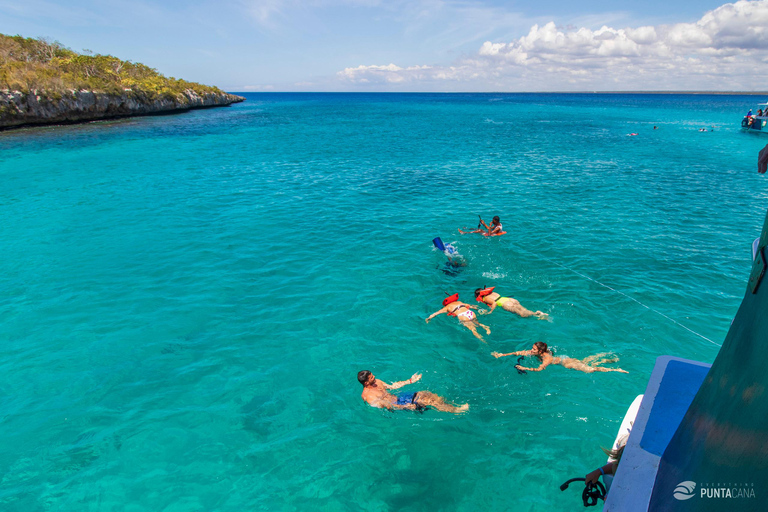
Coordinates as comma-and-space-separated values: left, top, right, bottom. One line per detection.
510, 244, 723, 347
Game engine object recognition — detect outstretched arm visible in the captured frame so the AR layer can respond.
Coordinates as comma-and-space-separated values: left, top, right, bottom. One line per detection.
492, 349, 531, 358
426, 307, 447, 323
383, 373, 422, 390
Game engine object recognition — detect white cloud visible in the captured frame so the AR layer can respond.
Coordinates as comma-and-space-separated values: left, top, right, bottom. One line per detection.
337, 0, 768, 90
338, 63, 435, 83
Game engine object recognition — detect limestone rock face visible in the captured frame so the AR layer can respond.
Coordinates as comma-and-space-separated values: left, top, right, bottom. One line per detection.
0, 89, 245, 129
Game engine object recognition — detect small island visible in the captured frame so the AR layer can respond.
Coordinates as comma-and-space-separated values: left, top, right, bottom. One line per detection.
0, 34, 244, 130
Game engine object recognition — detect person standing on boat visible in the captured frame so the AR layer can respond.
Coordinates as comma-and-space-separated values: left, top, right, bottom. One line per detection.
492, 342, 628, 373
474, 287, 549, 320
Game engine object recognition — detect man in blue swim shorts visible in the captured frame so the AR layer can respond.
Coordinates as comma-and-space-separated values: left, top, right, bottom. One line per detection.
358, 370, 469, 413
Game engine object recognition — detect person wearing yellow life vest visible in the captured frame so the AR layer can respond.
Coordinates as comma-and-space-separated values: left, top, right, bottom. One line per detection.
474, 286, 549, 320
425, 293, 491, 342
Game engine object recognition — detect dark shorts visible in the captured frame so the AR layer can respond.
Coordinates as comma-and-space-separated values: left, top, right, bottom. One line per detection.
397, 392, 426, 411
397, 392, 418, 405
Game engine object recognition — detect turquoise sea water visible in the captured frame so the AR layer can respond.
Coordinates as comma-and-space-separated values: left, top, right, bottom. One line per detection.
1, 93, 767, 511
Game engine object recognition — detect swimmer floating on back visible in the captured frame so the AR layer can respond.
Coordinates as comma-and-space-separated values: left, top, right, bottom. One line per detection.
426, 293, 491, 342
492, 342, 628, 374
459, 215, 504, 236
358, 370, 469, 413
475, 287, 549, 320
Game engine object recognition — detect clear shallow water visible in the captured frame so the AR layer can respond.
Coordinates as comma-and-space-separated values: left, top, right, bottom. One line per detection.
1, 93, 766, 511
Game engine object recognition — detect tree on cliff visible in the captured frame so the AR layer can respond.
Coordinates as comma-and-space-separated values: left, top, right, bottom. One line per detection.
0, 33, 225, 100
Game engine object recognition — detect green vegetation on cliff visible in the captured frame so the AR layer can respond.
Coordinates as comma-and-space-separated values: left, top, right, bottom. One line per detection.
0, 34, 225, 100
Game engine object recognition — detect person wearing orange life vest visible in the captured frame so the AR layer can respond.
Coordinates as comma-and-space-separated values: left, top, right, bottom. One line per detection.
474, 286, 549, 320
425, 293, 491, 342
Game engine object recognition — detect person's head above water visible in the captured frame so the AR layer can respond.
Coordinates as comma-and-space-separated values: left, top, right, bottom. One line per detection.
492, 216, 500, 224
531, 341, 549, 355
474, 286, 496, 300
358, 370, 374, 386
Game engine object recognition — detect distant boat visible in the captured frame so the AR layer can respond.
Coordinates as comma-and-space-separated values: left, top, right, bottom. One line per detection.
740, 101, 768, 134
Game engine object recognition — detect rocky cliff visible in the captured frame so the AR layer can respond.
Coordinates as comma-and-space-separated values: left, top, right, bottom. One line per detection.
0, 88, 245, 130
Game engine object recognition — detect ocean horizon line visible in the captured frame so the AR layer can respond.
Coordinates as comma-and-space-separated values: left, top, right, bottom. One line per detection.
228, 90, 768, 96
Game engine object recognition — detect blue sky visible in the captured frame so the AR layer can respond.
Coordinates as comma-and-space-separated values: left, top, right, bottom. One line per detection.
0, 0, 764, 91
